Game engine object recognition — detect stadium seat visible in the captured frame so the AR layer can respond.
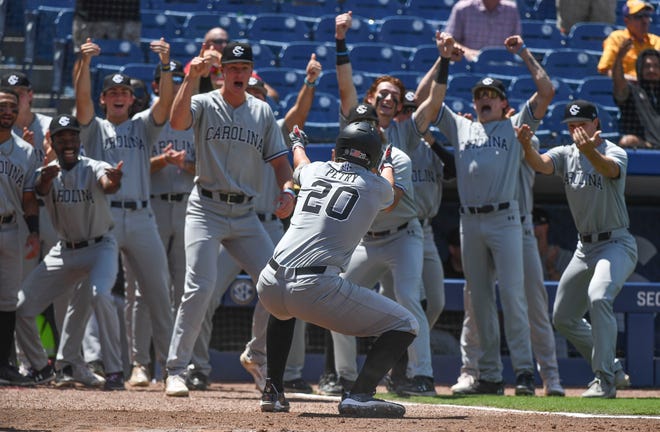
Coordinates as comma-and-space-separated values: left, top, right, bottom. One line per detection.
249, 41, 279, 68
447, 73, 480, 98
339, 0, 404, 20
180, 12, 247, 40
283, 91, 340, 142
537, 103, 571, 146
391, 70, 423, 92
565, 22, 619, 53
314, 69, 372, 98
523, 0, 556, 21
377, 15, 436, 51
576, 76, 617, 110
149, 0, 215, 13
404, 0, 455, 23
312, 14, 374, 43
471, 47, 527, 78
24, 5, 73, 65
121, 63, 158, 85
256, 67, 303, 97
90, 39, 145, 68
347, 42, 408, 74
278, 42, 335, 71
246, 13, 311, 46
141, 10, 182, 40
541, 49, 600, 85
443, 96, 477, 117
408, 44, 473, 74
508, 76, 574, 102
51, 9, 75, 96
222, 0, 278, 15
521, 20, 564, 53
278, 0, 339, 17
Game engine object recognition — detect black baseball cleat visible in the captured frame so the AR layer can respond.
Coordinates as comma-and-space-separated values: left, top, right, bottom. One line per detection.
396, 375, 437, 397
260, 378, 290, 413
515, 372, 536, 396
0, 364, 34, 387
186, 370, 209, 391
338, 392, 406, 418
28, 364, 55, 385
453, 379, 505, 395
283, 377, 313, 394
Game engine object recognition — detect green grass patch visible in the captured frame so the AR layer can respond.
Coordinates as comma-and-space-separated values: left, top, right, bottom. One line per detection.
380, 393, 660, 416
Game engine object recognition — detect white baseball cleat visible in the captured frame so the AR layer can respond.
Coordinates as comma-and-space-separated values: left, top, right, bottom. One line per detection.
165, 374, 189, 397
450, 372, 476, 394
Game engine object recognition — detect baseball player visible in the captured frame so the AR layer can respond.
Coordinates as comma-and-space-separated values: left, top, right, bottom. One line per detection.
165, 41, 295, 397
327, 14, 454, 397
191, 57, 322, 393
0, 87, 39, 386
15, 114, 124, 389
450, 131, 565, 396
432, 34, 554, 395
257, 122, 416, 417
68, 37, 175, 383
518, 99, 638, 398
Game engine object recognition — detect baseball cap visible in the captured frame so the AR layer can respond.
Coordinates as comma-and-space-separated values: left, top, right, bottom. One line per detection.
622, 0, 654, 16
247, 76, 267, 97
562, 99, 598, 123
49, 114, 80, 136
472, 77, 507, 99
221, 42, 253, 65
532, 207, 549, 226
102, 73, 133, 93
347, 103, 379, 124
402, 90, 417, 108
154, 60, 185, 84
1, 72, 31, 88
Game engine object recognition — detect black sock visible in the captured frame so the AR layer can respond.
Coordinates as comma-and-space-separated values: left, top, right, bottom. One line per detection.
391, 348, 409, 382
323, 329, 336, 375
266, 314, 296, 393
351, 330, 415, 395
0, 310, 16, 367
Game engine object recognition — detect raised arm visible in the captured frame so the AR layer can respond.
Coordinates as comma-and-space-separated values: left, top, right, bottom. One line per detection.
171, 44, 210, 130
612, 39, 633, 102
283, 54, 322, 133
516, 124, 554, 175
149, 38, 173, 126
505, 35, 554, 120
75, 38, 101, 125
335, 11, 359, 117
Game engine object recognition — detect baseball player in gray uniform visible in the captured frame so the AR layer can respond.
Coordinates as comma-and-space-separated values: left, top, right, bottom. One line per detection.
70, 37, 175, 381
15, 114, 124, 389
165, 41, 295, 397
451, 131, 565, 396
433, 34, 554, 395
0, 87, 39, 386
258, 122, 417, 417
330, 14, 455, 396
123, 60, 195, 387
191, 58, 322, 393
518, 99, 638, 398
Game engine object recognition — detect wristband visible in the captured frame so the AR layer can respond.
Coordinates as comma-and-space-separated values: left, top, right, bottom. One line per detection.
304, 78, 317, 88
336, 38, 350, 65
291, 143, 305, 152
436, 57, 450, 85
160, 62, 172, 72
282, 188, 296, 198
519, 44, 527, 54
25, 215, 39, 234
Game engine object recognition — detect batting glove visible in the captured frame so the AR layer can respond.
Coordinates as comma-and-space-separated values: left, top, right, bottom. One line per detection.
379, 143, 394, 172
289, 125, 309, 151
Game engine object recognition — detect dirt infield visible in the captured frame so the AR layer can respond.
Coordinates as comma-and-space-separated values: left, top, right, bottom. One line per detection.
2, 382, 658, 431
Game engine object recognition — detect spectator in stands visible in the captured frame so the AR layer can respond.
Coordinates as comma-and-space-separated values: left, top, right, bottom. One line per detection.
444, 0, 521, 62
555, 0, 617, 35
597, 1, 660, 80
613, 44, 660, 148
532, 207, 573, 281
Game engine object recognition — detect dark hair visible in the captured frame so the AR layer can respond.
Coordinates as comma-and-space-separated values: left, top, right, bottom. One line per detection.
0, 86, 20, 101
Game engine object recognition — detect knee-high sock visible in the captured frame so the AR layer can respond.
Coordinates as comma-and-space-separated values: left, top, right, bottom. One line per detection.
266, 315, 296, 393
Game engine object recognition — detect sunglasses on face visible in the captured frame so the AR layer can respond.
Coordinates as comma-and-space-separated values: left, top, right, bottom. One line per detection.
474, 88, 501, 100
629, 13, 653, 20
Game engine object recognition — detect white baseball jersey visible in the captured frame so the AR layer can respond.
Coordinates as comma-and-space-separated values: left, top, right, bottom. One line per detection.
80, 110, 163, 202
37, 156, 114, 242
273, 160, 393, 269
545, 140, 630, 234
190, 92, 288, 195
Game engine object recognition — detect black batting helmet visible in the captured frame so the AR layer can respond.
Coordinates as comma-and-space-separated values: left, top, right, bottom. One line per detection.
335, 121, 383, 170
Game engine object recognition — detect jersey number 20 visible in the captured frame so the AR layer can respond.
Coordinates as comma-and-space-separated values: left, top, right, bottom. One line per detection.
302, 180, 359, 221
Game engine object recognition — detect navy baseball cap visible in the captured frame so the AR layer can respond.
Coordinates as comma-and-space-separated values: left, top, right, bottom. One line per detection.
1, 72, 31, 88
402, 90, 417, 108
154, 60, 185, 84
49, 114, 80, 136
472, 77, 507, 99
562, 100, 598, 123
221, 42, 253, 64
347, 103, 379, 124
102, 73, 133, 93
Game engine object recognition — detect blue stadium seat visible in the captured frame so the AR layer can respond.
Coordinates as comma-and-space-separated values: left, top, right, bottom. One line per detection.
277, 0, 339, 17
278, 42, 335, 71
249, 41, 279, 68
283, 91, 340, 142
508, 76, 574, 102
221, 0, 278, 15
447, 73, 479, 98
537, 103, 571, 147
377, 15, 436, 51
339, 0, 404, 20
443, 96, 476, 117
404, 0, 455, 23
541, 49, 600, 85
256, 67, 303, 97
24, 6, 73, 66
595, 103, 620, 140
565, 22, 619, 53
146, 39, 200, 64
51, 9, 75, 96
246, 13, 311, 46
347, 42, 408, 74
576, 76, 617, 110
90, 40, 146, 68
121, 62, 158, 85
471, 47, 527, 79
391, 70, 423, 92
408, 45, 440, 72
180, 12, 247, 40
149, 0, 215, 13
314, 69, 372, 99
141, 10, 182, 40
521, 20, 564, 53
523, 0, 556, 21
312, 14, 374, 43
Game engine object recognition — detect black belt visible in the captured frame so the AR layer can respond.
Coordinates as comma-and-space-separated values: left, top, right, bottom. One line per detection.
151, 193, 186, 202
258, 213, 277, 222
460, 202, 510, 215
0, 214, 15, 224
111, 200, 148, 210
200, 188, 251, 204
580, 231, 612, 243
65, 236, 104, 249
366, 222, 409, 238
268, 258, 326, 276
